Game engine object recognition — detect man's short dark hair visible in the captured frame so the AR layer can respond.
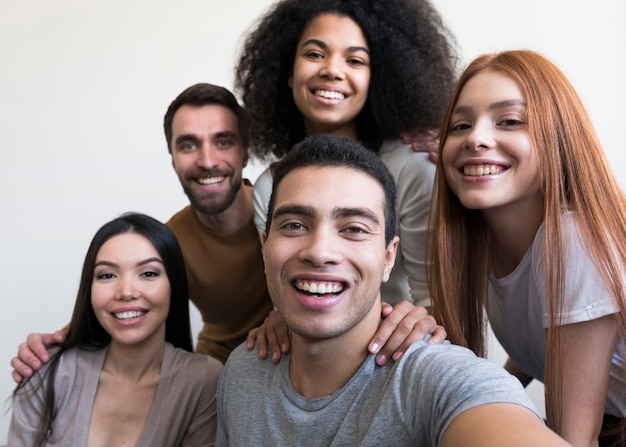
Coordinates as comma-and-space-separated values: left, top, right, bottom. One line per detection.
266, 134, 397, 245
163, 83, 249, 153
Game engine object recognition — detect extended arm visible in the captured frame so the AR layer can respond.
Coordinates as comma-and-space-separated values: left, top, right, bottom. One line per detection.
441, 403, 570, 447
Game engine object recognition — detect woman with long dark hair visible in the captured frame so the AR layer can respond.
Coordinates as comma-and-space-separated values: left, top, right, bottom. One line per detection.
9, 213, 222, 446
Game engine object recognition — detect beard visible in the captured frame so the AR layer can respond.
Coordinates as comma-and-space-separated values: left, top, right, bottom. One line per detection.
181, 168, 243, 216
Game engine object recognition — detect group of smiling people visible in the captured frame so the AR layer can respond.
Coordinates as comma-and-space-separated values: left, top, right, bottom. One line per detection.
8, 0, 626, 446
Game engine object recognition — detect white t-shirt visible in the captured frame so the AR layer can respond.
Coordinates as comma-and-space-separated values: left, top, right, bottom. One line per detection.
487, 212, 625, 417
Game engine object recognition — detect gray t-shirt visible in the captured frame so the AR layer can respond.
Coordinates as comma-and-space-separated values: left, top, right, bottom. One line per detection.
217, 340, 540, 446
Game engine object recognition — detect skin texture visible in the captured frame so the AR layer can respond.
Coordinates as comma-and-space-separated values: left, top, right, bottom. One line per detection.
440, 403, 570, 447
170, 104, 250, 233
262, 165, 398, 398
289, 14, 371, 139
91, 233, 170, 349
442, 70, 544, 277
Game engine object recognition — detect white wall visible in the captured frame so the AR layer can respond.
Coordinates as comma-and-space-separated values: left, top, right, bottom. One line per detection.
0, 1, 624, 442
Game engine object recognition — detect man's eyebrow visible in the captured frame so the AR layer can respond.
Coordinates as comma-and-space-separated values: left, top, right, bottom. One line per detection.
300, 38, 370, 56
174, 134, 200, 146
174, 130, 239, 146
332, 207, 380, 225
213, 130, 239, 140
272, 204, 316, 220
272, 204, 380, 225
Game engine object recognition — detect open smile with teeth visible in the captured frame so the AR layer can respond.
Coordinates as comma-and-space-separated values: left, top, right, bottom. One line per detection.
198, 176, 226, 185
314, 89, 345, 100
114, 310, 147, 320
295, 279, 344, 297
463, 165, 504, 177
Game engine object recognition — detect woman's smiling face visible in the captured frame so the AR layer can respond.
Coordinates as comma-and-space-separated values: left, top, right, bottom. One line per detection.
289, 13, 371, 139
442, 69, 542, 218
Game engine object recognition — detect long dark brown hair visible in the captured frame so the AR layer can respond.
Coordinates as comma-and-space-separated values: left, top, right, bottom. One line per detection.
12, 212, 193, 445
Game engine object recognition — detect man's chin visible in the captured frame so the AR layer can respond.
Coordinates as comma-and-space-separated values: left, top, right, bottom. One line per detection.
190, 200, 231, 216
183, 179, 241, 216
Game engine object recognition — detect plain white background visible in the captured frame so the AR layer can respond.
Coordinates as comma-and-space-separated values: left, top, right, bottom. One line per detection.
1, 1, 624, 442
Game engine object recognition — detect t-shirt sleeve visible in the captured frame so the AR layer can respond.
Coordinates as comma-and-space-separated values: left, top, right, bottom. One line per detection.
252, 167, 273, 241
535, 214, 621, 327
402, 343, 541, 445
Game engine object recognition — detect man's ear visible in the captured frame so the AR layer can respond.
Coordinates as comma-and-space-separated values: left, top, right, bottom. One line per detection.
382, 236, 399, 283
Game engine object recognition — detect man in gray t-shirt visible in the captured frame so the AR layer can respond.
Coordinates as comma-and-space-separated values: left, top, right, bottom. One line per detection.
217, 135, 568, 446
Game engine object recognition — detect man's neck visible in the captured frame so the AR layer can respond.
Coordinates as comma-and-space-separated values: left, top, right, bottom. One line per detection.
194, 182, 253, 234
288, 301, 382, 399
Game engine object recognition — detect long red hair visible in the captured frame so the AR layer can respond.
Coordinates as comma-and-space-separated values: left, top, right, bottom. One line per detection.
429, 50, 626, 434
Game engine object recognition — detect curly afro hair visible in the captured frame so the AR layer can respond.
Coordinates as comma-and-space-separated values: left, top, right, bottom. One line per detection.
235, 0, 458, 161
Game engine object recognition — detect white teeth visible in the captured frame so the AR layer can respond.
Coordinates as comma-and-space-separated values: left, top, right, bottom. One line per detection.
114, 310, 146, 320
198, 176, 225, 185
314, 89, 345, 100
296, 280, 344, 296
463, 165, 502, 176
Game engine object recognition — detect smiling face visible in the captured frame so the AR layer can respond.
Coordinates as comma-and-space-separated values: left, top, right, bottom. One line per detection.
289, 13, 371, 139
170, 104, 248, 220
91, 232, 171, 349
441, 70, 543, 219
262, 165, 397, 344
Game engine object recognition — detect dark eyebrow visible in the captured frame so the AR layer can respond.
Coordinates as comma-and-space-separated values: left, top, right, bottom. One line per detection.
173, 130, 239, 147
332, 207, 380, 226
174, 134, 200, 147
214, 130, 239, 140
300, 38, 370, 56
452, 99, 526, 116
95, 257, 163, 268
272, 204, 380, 227
272, 204, 315, 220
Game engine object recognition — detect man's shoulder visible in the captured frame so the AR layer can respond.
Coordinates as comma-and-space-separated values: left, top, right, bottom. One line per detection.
225, 342, 275, 368
165, 205, 194, 229
397, 341, 501, 382
222, 343, 284, 386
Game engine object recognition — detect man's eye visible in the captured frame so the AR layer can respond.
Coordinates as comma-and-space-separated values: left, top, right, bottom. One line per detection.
284, 222, 305, 231
344, 226, 367, 235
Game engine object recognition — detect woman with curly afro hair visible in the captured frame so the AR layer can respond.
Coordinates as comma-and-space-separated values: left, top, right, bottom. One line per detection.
236, 0, 458, 310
